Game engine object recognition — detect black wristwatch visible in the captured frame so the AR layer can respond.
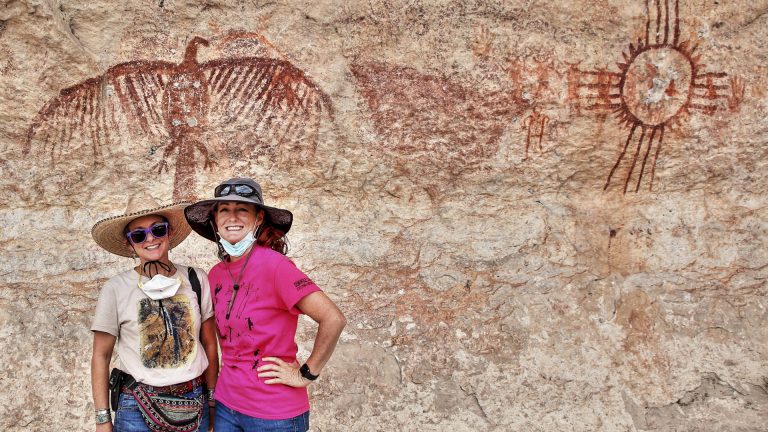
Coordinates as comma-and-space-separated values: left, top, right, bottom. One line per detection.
299, 363, 319, 381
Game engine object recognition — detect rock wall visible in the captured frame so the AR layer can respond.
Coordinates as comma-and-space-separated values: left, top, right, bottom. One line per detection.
1, 0, 767, 430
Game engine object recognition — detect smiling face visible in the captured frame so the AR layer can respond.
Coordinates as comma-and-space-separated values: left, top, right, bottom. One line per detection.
213, 201, 264, 244
126, 214, 172, 264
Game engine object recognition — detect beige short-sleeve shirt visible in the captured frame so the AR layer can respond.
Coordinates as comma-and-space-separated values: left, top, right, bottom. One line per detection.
91, 264, 214, 386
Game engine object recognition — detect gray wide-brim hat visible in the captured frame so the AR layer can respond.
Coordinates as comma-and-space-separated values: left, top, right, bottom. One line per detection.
91, 193, 193, 257
184, 177, 293, 242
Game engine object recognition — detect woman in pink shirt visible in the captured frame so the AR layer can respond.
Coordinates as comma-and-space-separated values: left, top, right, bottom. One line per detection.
185, 177, 346, 431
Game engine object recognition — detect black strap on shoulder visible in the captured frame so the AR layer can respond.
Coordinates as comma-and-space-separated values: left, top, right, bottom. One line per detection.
188, 267, 202, 312
188, 267, 207, 343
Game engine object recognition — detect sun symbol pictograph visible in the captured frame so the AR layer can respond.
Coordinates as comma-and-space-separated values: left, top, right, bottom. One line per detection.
572, 0, 743, 193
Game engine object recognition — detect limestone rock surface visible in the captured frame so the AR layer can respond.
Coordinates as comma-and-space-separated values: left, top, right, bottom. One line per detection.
1, 0, 767, 431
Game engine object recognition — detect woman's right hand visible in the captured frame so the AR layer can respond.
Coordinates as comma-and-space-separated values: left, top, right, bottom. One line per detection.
257, 357, 309, 388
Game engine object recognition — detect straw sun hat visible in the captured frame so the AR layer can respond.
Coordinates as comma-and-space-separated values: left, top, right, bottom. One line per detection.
91, 193, 193, 257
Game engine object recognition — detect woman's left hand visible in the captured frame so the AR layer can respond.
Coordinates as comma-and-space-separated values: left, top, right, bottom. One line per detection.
257, 357, 310, 388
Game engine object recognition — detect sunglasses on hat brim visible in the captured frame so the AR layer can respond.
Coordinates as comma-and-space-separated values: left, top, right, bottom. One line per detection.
214, 183, 262, 201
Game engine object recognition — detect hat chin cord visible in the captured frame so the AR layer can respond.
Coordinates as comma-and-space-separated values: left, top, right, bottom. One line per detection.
142, 260, 174, 279
130, 243, 174, 278
219, 223, 263, 320
139, 258, 176, 346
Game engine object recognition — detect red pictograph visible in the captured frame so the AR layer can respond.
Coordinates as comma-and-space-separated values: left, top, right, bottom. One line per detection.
507, 57, 557, 160
522, 107, 549, 161
570, 0, 744, 193
351, 62, 525, 175
24, 35, 333, 200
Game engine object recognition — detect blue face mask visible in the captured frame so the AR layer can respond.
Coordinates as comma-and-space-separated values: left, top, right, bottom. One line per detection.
218, 231, 257, 257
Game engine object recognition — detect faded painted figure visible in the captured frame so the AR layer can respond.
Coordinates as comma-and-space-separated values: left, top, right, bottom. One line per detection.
184, 178, 347, 432
89, 194, 218, 432
159, 38, 214, 197
25, 36, 333, 200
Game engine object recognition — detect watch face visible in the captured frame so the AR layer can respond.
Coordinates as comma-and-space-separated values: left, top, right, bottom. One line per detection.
300, 364, 318, 380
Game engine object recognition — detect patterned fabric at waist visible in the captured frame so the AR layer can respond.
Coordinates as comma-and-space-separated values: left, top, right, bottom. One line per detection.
123, 375, 204, 396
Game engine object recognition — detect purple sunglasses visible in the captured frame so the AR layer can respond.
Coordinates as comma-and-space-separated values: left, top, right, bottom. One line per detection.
126, 222, 169, 244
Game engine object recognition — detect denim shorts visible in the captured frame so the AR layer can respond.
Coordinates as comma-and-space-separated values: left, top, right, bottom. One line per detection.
113, 386, 209, 432
214, 401, 309, 432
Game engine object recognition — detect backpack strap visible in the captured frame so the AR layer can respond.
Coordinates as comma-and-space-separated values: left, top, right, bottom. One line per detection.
188, 267, 202, 314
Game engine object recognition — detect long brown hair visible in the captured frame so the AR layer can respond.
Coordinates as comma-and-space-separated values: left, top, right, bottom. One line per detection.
256, 223, 288, 255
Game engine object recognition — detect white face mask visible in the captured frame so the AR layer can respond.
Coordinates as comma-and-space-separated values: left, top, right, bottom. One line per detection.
138, 274, 182, 300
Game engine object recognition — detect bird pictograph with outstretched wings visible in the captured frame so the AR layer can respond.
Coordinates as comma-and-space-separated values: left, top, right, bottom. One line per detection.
24, 36, 333, 200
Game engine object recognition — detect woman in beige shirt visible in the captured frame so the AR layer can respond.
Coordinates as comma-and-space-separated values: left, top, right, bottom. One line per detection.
89, 194, 218, 432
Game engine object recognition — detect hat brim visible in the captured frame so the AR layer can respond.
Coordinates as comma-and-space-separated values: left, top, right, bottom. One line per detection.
184, 196, 293, 242
91, 201, 193, 257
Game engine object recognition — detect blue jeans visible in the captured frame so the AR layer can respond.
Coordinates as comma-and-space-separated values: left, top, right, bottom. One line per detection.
114, 386, 209, 432
214, 401, 309, 432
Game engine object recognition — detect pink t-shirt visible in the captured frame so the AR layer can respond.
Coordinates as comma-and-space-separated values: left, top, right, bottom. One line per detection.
209, 245, 321, 419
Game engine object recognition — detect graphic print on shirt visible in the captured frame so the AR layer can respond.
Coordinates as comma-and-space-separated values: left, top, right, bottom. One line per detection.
236, 332, 264, 371
138, 294, 195, 368
218, 281, 254, 342
251, 349, 260, 370
216, 280, 264, 372
293, 277, 314, 291
232, 281, 258, 320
